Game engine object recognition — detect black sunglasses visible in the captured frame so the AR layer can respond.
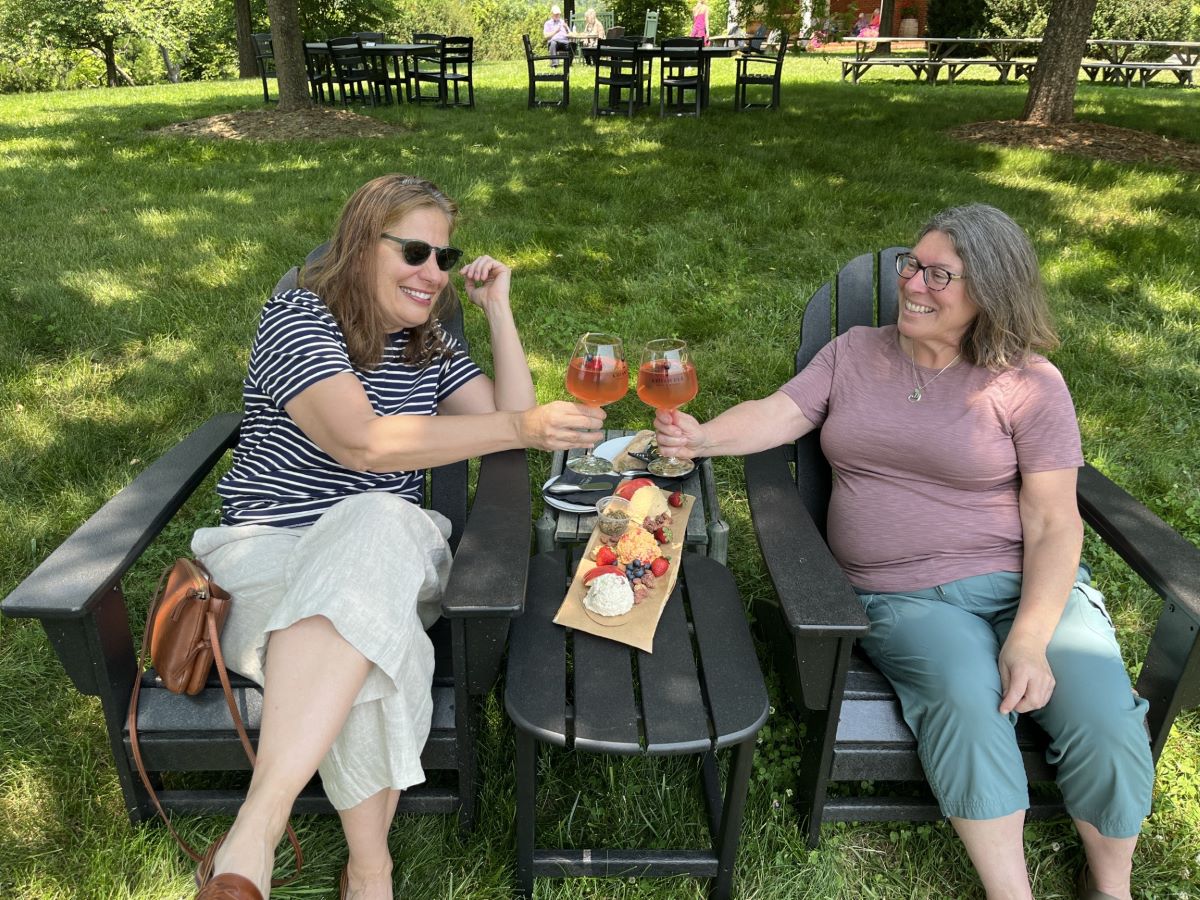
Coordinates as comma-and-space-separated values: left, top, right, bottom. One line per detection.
380, 234, 463, 271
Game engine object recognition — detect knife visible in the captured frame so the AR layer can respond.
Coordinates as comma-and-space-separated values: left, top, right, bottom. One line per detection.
545, 479, 618, 495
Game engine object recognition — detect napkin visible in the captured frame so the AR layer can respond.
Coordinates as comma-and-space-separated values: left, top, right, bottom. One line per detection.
543, 471, 623, 506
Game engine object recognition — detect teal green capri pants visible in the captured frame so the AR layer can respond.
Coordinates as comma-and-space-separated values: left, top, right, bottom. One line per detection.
855, 568, 1153, 838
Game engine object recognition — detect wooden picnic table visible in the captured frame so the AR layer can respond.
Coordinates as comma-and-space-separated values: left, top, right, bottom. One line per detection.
844, 35, 1041, 83
843, 35, 1198, 87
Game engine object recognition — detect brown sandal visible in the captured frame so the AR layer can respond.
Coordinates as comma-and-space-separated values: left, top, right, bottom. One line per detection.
195, 833, 228, 889
340, 865, 350, 899
195, 872, 263, 900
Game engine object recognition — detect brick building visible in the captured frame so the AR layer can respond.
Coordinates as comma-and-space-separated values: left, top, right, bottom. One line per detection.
829, 0, 928, 36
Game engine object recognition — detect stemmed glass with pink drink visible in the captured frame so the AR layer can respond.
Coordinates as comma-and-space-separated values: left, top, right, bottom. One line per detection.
565, 332, 629, 475
637, 338, 698, 477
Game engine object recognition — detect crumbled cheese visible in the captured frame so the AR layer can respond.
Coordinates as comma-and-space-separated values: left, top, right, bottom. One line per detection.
616, 526, 660, 565
583, 573, 635, 617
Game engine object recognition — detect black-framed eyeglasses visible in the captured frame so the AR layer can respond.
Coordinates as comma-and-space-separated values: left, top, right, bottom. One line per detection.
895, 252, 965, 292
380, 234, 463, 271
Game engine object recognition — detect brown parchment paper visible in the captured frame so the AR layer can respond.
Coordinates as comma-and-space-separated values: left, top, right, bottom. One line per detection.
552, 490, 695, 653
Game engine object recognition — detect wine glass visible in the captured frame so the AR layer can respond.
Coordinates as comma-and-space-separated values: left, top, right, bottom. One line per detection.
565, 332, 629, 475
637, 338, 698, 477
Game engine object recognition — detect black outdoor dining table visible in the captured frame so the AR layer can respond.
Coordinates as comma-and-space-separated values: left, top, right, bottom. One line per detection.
305, 41, 438, 103
584, 44, 735, 109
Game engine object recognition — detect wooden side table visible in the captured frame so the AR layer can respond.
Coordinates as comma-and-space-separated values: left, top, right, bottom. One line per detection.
506, 550, 768, 899
534, 429, 729, 564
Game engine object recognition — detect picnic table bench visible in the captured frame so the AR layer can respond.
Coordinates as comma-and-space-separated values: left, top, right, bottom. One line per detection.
841, 35, 1199, 87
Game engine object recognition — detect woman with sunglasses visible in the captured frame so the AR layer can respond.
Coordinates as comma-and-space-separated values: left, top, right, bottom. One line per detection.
654, 205, 1152, 900
191, 174, 603, 900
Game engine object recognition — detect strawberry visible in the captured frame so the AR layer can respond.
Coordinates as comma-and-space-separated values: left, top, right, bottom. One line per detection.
583, 564, 628, 585
650, 557, 670, 577
653, 526, 672, 544
596, 546, 617, 567
668, 490, 683, 508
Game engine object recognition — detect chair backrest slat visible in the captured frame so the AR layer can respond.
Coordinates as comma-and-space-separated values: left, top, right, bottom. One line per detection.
793, 246, 910, 525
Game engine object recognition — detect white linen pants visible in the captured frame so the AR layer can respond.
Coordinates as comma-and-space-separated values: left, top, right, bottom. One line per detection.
191, 491, 453, 810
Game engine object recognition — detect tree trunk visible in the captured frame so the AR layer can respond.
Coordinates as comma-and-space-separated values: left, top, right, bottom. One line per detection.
234, 0, 257, 79
103, 34, 119, 87
159, 45, 181, 83
1021, 0, 1097, 125
265, 0, 311, 111
877, 0, 896, 54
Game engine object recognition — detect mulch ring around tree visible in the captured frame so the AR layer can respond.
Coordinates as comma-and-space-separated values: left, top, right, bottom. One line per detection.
949, 120, 1200, 174
154, 107, 407, 141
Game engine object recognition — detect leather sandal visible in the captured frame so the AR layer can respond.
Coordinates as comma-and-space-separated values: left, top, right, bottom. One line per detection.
340, 865, 350, 899
1076, 864, 1122, 900
195, 832, 228, 889
195, 872, 264, 900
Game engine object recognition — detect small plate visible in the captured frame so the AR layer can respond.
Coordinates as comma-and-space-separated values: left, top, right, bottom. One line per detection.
591, 435, 693, 481
541, 477, 599, 513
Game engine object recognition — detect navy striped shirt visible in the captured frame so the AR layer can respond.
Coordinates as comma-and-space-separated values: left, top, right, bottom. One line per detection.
218, 289, 483, 527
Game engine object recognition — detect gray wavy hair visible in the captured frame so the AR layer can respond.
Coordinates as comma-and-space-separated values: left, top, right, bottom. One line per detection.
919, 204, 1059, 371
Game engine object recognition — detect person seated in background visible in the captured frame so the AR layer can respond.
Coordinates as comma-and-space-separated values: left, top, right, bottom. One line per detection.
747, 23, 769, 51
851, 10, 871, 36
654, 204, 1153, 900
543, 4, 571, 66
191, 174, 603, 900
861, 6, 881, 37
580, 7, 606, 59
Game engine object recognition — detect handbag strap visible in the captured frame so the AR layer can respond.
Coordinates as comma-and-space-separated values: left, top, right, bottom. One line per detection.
128, 566, 304, 884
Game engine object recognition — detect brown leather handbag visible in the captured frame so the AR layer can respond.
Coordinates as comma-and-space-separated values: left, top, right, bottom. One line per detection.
128, 559, 303, 881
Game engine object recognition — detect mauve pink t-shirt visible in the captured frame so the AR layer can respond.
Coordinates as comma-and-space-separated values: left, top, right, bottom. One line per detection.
778, 326, 1083, 592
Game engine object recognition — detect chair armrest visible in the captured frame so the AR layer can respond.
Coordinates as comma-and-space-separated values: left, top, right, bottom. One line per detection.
441, 449, 531, 618
743, 446, 868, 637
1078, 464, 1200, 624
1078, 464, 1200, 756
2, 413, 241, 621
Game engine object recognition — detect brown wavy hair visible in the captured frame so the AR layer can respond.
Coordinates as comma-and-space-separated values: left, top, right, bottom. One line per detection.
302, 174, 460, 370
919, 204, 1059, 371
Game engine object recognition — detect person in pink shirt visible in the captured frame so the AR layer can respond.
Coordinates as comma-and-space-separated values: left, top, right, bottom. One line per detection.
689, 0, 710, 44
654, 205, 1152, 900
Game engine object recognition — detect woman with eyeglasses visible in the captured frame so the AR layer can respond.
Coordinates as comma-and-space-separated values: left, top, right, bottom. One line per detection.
190, 174, 603, 900
655, 205, 1151, 900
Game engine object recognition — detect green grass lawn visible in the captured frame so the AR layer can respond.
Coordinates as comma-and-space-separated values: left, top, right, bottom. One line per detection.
1, 54, 1198, 899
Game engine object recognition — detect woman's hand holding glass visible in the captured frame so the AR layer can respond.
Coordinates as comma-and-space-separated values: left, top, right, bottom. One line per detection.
637, 339, 698, 477
652, 408, 705, 461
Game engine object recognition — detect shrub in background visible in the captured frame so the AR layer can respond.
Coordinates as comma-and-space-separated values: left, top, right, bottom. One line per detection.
1092, 0, 1192, 56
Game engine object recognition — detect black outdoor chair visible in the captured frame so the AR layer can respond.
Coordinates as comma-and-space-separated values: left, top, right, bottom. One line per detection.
592, 39, 640, 117
303, 42, 335, 103
659, 37, 704, 117
327, 36, 382, 105
523, 34, 570, 108
251, 32, 276, 103
743, 247, 1200, 847
408, 36, 475, 108
734, 32, 789, 110
353, 31, 387, 42
0, 246, 529, 831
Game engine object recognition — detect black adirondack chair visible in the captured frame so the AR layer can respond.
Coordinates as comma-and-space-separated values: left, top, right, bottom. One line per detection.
251, 32, 276, 103
523, 34, 570, 108
744, 248, 1200, 847
1, 255, 530, 831
733, 33, 788, 110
